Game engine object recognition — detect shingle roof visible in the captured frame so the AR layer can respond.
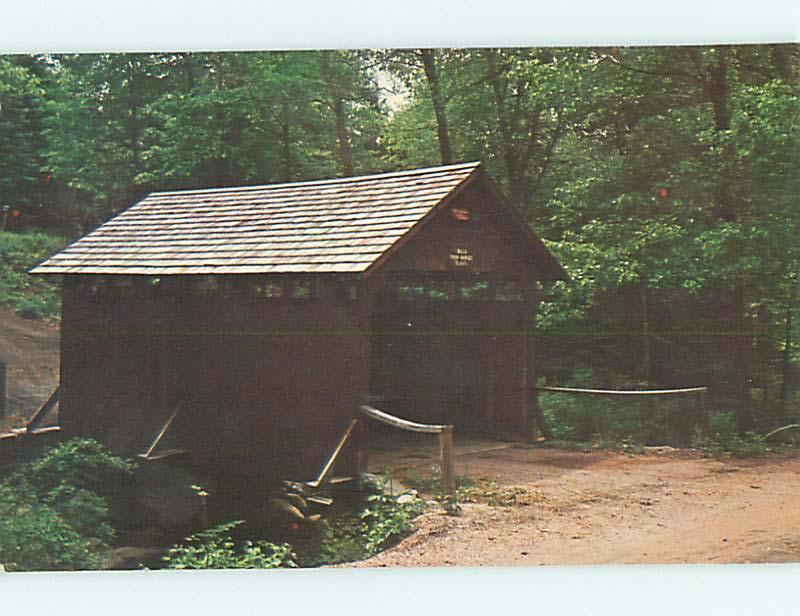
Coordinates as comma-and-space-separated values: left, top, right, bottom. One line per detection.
32, 162, 482, 276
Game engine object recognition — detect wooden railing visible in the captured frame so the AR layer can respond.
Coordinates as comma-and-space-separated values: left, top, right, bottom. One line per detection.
306, 418, 360, 488
137, 401, 187, 461
359, 405, 455, 496
25, 386, 61, 435
533, 385, 710, 439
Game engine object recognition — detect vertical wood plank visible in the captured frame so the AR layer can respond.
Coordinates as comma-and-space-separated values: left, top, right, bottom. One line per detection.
485, 341, 495, 428
520, 316, 530, 440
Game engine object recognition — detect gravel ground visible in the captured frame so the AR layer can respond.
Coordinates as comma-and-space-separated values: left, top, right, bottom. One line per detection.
355, 441, 800, 566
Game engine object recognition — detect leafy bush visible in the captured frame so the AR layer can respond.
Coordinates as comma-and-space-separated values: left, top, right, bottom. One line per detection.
17, 437, 135, 496
700, 412, 768, 457
0, 230, 66, 319
360, 491, 427, 556
0, 438, 134, 571
162, 521, 297, 570
312, 516, 370, 566
539, 370, 696, 447
309, 477, 429, 565
0, 485, 104, 571
40, 484, 115, 543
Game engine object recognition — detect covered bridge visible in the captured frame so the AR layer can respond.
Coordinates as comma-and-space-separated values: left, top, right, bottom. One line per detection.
32, 162, 565, 487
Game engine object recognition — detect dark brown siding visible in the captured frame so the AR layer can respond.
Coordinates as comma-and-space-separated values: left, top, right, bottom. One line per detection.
367, 179, 540, 439
59, 276, 370, 484
380, 179, 541, 280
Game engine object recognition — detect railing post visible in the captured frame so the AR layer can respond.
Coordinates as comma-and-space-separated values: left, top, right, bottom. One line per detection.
699, 389, 710, 441
439, 425, 455, 497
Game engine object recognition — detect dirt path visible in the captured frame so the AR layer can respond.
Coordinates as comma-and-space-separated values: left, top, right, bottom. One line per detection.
0, 308, 59, 431
359, 443, 800, 566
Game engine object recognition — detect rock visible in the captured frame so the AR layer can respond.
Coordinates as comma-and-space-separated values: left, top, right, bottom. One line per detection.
397, 493, 417, 505
642, 446, 678, 455
103, 547, 162, 570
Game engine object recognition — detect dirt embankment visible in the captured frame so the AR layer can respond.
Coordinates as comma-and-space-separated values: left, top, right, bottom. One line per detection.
0, 308, 59, 431
359, 446, 800, 567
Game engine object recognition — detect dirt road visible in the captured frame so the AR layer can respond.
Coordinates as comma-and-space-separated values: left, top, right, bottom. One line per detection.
0, 309, 59, 431
361, 443, 800, 566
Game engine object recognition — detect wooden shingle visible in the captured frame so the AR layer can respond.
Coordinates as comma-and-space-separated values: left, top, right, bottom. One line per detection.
32, 162, 482, 276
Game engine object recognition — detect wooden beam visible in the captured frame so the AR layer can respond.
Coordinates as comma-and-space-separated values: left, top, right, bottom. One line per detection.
26, 386, 60, 433
307, 418, 359, 488
358, 404, 451, 434
140, 401, 184, 459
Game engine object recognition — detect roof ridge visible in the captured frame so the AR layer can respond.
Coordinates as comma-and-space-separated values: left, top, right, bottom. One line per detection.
149, 161, 481, 197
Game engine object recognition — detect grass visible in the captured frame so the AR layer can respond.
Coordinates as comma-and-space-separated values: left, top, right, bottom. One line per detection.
402, 465, 544, 508
0, 230, 67, 320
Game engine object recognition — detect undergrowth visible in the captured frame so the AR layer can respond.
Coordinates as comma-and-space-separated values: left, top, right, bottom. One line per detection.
0, 230, 66, 319
162, 521, 297, 570
697, 412, 769, 458
0, 438, 135, 571
404, 465, 544, 508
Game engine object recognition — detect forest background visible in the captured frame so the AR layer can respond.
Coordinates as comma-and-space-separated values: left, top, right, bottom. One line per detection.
0, 45, 797, 438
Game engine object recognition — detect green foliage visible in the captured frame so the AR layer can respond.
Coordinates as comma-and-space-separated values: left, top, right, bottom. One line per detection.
456, 481, 544, 507
312, 516, 371, 566
404, 464, 476, 497
0, 230, 66, 319
0, 438, 134, 571
700, 412, 769, 457
162, 521, 297, 570
404, 465, 542, 507
0, 484, 104, 571
17, 437, 136, 495
0, 45, 796, 434
39, 484, 115, 543
360, 491, 427, 556
539, 371, 696, 448
307, 476, 428, 565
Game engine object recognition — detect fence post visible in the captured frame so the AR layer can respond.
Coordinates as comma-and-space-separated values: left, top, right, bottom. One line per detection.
0, 361, 5, 419
439, 426, 455, 497
699, 389, 710, 440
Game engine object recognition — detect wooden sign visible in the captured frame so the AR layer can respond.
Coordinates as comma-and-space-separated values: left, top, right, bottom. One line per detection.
450, 247, 474, 267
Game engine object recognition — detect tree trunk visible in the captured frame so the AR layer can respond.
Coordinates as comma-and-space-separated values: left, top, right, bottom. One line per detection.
484, 49, 527, 211
771, 44, 796, 84
419, 49, 454, 165
126, 65, 143, 179
778, 305, 793, 422
321, 51, 355, 176
280, 102, 292, 182
640, 284, 652, 385
697, 47, 754, 432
